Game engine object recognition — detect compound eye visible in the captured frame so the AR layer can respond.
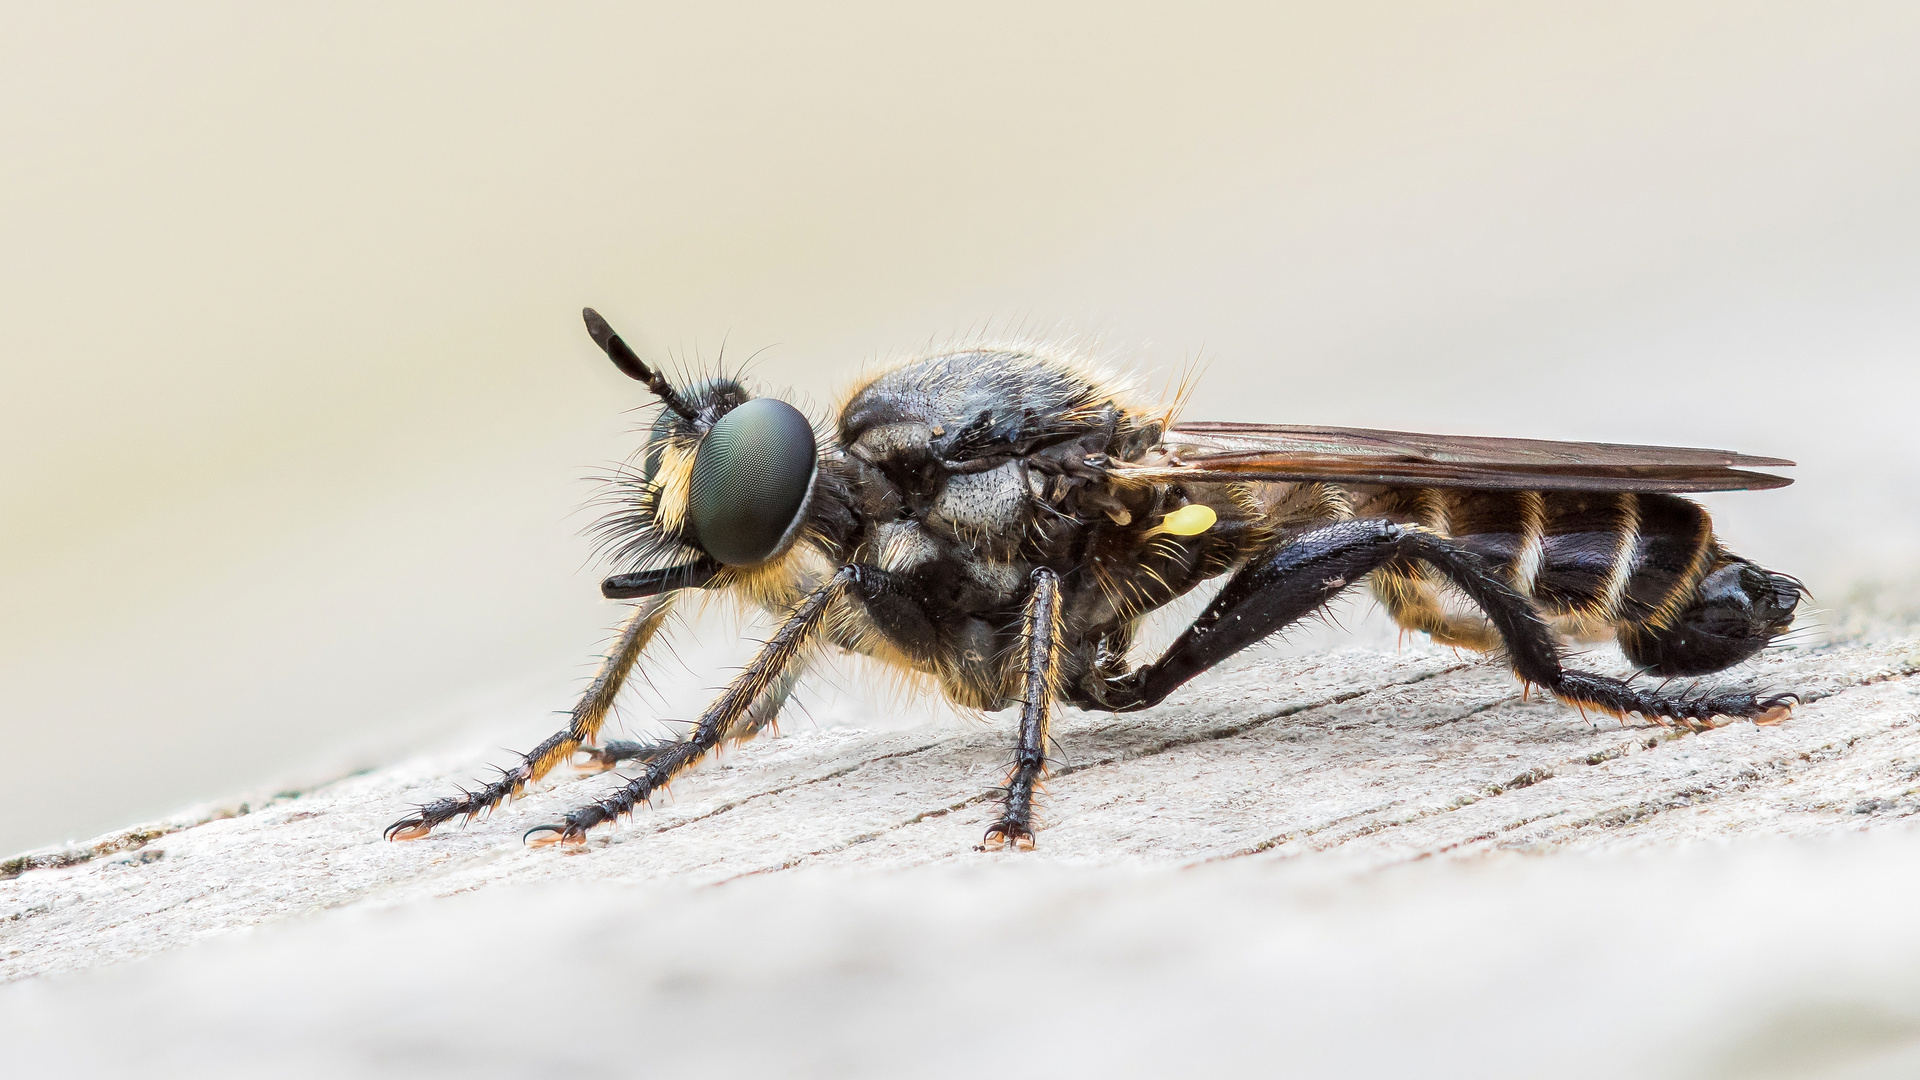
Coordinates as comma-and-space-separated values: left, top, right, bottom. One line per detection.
688, 398, 817, 565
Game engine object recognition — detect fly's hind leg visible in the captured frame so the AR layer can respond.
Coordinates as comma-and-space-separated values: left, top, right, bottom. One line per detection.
982, 568, 1063, 852
385, 594, 675, 841
524, 567, 855, 845
1073, 520, 1796, 729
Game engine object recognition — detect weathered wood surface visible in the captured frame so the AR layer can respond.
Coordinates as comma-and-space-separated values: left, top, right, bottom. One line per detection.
4, 621, 1919, 1077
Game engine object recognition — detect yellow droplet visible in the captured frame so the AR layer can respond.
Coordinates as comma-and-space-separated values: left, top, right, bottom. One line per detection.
1147, 503, 1216, 537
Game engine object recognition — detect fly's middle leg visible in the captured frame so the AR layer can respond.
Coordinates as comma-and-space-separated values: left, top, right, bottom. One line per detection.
983, 567, 1063, 852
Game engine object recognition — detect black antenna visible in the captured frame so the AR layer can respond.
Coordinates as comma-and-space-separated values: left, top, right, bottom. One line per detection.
582, 308, 697, 420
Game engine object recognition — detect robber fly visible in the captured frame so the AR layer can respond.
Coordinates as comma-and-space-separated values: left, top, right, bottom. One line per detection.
387, 309, 1802, 849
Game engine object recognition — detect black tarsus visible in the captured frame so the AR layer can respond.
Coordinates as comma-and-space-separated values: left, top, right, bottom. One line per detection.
983, 567, 1061, 850
384, 727, 575, 839
1073, 519, 1794, 727
383, 730, 685, 840
583, 307, 698, 420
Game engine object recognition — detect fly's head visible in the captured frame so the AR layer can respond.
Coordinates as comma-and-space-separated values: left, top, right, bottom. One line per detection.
582, 309, 826, 600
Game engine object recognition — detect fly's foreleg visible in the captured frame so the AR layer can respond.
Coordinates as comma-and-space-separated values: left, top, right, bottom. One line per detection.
1078, 520, 1795, 728
983, 568, 1063, 852
524, 567, 855, 845
385, 594, 675, 841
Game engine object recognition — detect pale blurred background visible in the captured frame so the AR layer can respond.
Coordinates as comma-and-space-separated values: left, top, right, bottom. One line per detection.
2, 1, 1916, 855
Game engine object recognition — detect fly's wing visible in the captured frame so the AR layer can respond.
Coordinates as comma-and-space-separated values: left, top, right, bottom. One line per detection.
1115, 422, 1794, 493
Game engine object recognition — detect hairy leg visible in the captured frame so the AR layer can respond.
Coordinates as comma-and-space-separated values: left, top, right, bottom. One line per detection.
525, 566, 857, 845
982, 568, 1062, 851
386, 594, 676, 840
1075, 520, 1794, 728
575, 658, 809, 772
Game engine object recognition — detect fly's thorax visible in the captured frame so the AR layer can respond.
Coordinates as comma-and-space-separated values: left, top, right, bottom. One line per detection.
868, 517, 1032, 609
837, 349, 1124, 444
834, 348, 1166, 563
838, 349, 1165, 470
923, 462, 1029, 542
840, 441, 1034, 561
874, 519, 943, 574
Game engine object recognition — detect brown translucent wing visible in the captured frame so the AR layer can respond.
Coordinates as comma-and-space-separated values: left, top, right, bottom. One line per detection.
1118, 422, 1794, 493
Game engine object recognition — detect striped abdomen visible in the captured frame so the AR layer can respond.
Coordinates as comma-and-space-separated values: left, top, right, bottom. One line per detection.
1354, 487, 1722, 653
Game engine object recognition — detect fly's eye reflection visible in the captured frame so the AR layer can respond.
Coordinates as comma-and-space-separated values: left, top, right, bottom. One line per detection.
687, 397, 816, 565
